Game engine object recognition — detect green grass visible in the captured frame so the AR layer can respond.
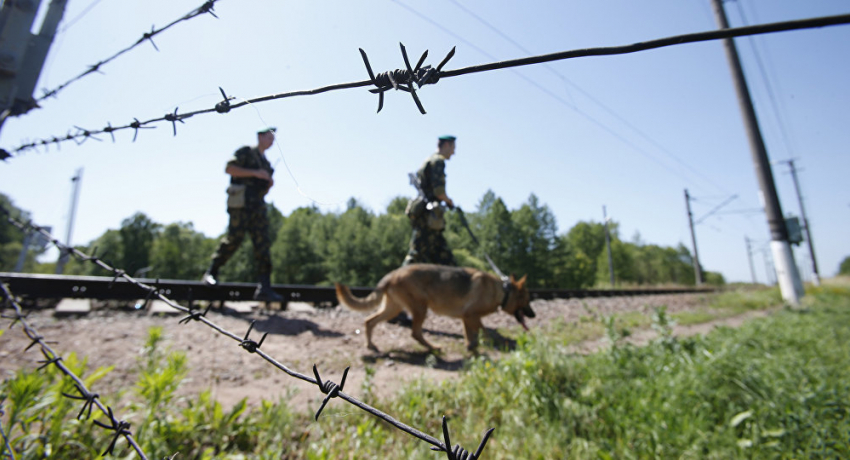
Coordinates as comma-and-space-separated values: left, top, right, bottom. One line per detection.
305, 284, 850, 459
2, 285, 848, 459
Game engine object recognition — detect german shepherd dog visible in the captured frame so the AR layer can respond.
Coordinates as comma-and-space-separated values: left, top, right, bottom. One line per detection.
335, 264, 536, 352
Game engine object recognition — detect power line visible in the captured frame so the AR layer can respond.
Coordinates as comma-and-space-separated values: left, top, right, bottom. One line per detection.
732, 0, 801, 162
444, 0, 730, 196
5, 11, 850, 159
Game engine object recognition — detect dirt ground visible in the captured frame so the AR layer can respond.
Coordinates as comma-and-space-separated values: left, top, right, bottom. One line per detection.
0, 292, 769, 414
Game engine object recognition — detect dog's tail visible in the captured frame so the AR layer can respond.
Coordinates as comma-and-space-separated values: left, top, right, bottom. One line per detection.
335, 283, 384, 312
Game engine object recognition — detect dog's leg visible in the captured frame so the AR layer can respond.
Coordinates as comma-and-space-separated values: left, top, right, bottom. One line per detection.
364, 297, 403, 352
410, 309, 438, 352
462, 316, 484, 351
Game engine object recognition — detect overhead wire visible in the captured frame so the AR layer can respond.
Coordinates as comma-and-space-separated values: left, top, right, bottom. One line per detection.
392, 0, 720, 194
444, 0, 731, 197
732, 0, 801, 163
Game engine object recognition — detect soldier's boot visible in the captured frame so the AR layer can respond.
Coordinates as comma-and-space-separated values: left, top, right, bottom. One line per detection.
202, 264, 220, 286
254, 274, 283, 302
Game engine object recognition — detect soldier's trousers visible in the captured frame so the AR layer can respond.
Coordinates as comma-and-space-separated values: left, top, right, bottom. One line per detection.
402, 219, 456, 266
210, 205, 272, 277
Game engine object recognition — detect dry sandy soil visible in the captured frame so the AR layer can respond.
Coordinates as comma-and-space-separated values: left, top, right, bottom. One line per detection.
0, 292, 769, 414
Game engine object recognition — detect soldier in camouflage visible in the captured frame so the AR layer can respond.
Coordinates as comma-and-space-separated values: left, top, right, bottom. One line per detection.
402, 135, 458, 267
202, 127, 283, 302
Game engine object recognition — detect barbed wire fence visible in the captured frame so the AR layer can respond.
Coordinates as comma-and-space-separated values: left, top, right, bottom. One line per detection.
0, 206, 495, 459
36, 0, 222, 104
3, 12, 849, 159
0, 281, 149, 459
2, 10, 849, 459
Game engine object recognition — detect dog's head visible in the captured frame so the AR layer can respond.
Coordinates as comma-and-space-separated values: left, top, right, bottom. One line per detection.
504, 274, 535, 330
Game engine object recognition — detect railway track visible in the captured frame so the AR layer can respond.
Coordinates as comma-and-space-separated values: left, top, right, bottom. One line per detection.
0, 272, 715, 309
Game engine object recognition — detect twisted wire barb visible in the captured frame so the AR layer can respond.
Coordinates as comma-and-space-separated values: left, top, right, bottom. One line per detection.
0, 281, 148, 460
6, 12, 849, 158
0, 206, 496, 458
35, 0, 222, 104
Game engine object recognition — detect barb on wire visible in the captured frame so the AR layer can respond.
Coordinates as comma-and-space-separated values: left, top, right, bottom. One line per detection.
359, 44, 455, 113
1, 205, 496, 459
312, 365, 349, 421
36, 0, 223, 104
62, 383, 100, 421
7, 12, 850, 158
92, 406, 133, 457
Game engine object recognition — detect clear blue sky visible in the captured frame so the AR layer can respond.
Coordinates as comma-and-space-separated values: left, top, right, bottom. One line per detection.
1, 0, 848, 284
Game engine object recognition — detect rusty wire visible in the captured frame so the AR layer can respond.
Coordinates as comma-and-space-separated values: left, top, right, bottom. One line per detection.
0, 281, 149, 460
4, 11, 849, 159
0, 207, 496, 459
35, 0, 221, 104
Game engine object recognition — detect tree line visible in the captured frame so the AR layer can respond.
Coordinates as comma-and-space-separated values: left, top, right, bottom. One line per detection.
0, 191, 724, 287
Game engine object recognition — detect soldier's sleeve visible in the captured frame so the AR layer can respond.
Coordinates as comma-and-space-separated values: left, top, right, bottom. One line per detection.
226, 146, 252, 169
429, 158, 447, 197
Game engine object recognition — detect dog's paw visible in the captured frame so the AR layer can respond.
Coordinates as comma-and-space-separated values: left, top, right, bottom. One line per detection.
367, 343, 380, 353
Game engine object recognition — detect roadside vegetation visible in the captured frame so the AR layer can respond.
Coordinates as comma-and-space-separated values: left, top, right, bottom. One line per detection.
2, 191, 723, 290
2, 284, 848, 459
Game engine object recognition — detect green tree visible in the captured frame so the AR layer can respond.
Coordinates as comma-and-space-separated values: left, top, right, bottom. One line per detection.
324, 199, 379, 286
149, 222, 216, 280
841, 256, 850, 276
0, 194, 35, 272
510, 194, 558, 287
119, 213, 160, 276
370, 197, 411, 276
271, 206, 326, 284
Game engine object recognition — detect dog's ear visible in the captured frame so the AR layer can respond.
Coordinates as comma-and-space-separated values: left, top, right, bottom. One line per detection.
517, 274, 527, 287
509, 273, 516, 282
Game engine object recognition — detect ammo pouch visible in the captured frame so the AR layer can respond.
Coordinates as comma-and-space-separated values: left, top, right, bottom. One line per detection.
405, 196, 426, 219
425, 201, 446, 231
226, 184, 247, 209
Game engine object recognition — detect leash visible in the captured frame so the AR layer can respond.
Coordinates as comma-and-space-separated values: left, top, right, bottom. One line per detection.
455, 207, 513, 308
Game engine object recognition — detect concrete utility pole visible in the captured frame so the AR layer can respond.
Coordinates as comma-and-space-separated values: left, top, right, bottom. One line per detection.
684, 189, 703, 286
744, 236, 757, 284
780, 159, 820, 286
0, 0, 68, 133
603, 206, 615, 287
55, 167, 82, 274
710, 0, 803, 304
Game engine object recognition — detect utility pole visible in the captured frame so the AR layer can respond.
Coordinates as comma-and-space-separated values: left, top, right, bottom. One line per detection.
780, 159, 820, 286
710, 0, 803, 304
603, 205, 615, 287
684, 189, 703, 286
55, 168, 82, 274
744, 236, 757, 284
0, 0, 68, 133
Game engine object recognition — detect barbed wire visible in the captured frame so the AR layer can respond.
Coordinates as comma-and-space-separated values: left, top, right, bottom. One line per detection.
3, 12, 848, 160
0, 206, 496, 459
34, 0, 222, 105
0, 282, 149, 459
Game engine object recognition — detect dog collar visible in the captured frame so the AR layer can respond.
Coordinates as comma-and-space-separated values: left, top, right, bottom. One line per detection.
500, 277, 512, 310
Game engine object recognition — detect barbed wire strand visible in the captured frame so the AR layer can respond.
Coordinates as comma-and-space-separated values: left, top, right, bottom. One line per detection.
0, 206, 495, 460
36, 0, 222, 103
0, 282, 149, 459
0, 404, 16, 460
5, 12, 849, 159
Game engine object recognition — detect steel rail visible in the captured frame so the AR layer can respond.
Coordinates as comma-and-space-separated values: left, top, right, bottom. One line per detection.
0, 272, 714, 306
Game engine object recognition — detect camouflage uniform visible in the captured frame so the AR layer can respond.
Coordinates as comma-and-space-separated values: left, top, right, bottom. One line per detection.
210, 146, 274, 277
403, 153, 456, 266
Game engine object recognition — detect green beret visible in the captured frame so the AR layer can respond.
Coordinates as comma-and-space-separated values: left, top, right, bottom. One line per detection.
438, 135, 456, 141
258, 127, 277, 134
